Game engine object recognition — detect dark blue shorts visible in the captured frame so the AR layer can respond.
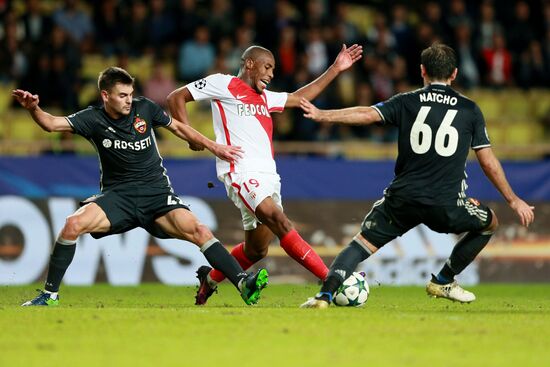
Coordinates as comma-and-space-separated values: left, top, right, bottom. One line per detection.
360, 196, 493, 248
81, 185, 189, 239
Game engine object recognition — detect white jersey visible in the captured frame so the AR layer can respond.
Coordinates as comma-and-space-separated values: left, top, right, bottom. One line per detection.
186, 73, 288, 177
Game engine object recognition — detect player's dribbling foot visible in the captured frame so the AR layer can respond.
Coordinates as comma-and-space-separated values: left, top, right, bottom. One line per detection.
426, 274, 476, 303
300, 297, 330, 309
239, 268, 269, 305
21, 289, 59, 306
300, 292, 332, 309
195, 265, 217, 305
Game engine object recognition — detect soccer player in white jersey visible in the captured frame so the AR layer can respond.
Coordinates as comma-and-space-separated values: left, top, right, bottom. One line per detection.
167, 44, 362, 304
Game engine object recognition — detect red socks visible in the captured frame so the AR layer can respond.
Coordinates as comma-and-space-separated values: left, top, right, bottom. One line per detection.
209, 242, 255, 283
209, 231, 328, 283
280, 230, 328, 280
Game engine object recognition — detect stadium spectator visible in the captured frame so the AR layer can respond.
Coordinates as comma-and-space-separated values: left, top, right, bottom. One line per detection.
13, 67, 268, 307
174, 0, 204, 44
207, 0, 235, 44
423, 1, 445, 40
122, 1, 150, 56
507, 0, 535, 56
333, 2, 360, 44
52, 0, 93, 50
476, 1, 502, 52
167, 44, 363, 305
517, 40, 550, 89
482, 32, 513, 88
228, 26, 255, 73
177, 25, 215, 81
0, 11, 27, 83
453, 22, 481, 89
366, 11, 397, 57
20, 0, 52, 48
305, 26, 328, 77
304, 0, 327, 29
390, 3, 413, 57
18, 54, 52, 106
143, 60, 177, 109
92, 0, 123, 57
276, 25, 298, 84
370, 57, 394, 101
445, 0, 473, 37
212, 36, 237, 75
149, 0, 176, 56
300, 43, 535, 308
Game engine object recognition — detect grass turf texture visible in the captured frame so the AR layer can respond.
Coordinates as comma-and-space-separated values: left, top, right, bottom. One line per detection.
1, 284, 549, 367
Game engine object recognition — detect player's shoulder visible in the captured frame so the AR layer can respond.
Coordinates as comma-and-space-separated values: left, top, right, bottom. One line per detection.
191, 73, 234, 90
379, 87, 424, 105
396, 87, 426, 100
206, 73, 235, 83
133, 96, 162, 110
454, 90, 479, 108
133, 96, 152, 105
67, 105, 100, 119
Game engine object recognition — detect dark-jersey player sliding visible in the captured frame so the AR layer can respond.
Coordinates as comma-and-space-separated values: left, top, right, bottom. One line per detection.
300, 44, 535, 308
13, 67, 268, 306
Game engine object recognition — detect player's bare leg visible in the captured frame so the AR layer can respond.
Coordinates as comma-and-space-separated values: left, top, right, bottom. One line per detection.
22, 203, 111, 306
155, 209, 268, 305
427, 210, 498, 303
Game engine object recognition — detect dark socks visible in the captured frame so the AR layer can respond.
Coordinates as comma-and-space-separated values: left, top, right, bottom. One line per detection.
45, 241, 76, 292
435, 263, 455, 284
318, 240, 371, 301
436, 231, 493, 284
201, 239, 247, 289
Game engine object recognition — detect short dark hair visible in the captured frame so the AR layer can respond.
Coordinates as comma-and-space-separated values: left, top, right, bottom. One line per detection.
98, 67, 134, 91
420, 44, 457, 80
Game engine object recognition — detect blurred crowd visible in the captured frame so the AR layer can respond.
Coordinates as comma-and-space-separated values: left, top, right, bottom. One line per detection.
1, 0, 549, 142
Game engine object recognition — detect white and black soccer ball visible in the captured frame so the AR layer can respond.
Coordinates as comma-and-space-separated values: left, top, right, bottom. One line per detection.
333, 271, 370, 307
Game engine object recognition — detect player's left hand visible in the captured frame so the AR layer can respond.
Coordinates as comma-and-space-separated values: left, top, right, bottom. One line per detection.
211, 144, 243, 163
300, 98, 323, 122
332, 44, 363, 72
12, 89, 40, 110
509, 198, 535, 227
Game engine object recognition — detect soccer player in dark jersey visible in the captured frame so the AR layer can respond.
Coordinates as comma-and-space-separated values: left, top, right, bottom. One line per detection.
12, 67, 269, 306
299, 44, 535, 308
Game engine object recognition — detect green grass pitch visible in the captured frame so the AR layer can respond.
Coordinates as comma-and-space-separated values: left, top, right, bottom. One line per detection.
1, 283, 549, 367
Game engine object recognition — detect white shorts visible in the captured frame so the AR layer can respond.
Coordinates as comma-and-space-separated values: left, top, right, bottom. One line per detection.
221, 172, 283, 230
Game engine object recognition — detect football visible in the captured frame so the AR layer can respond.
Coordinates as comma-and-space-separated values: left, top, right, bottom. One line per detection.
333, 271, 370, 307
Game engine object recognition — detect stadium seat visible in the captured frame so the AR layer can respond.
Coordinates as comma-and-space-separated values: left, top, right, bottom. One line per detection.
502, 91, 533, 121
82, 54, 114, 81
475, 92, 502, 123
530, 89, 550, 120
485, 122, 505, 145
505, 121, 543, 145
78, 82, 99, 108
127, 55, 153, 82
0, 82, 14, 116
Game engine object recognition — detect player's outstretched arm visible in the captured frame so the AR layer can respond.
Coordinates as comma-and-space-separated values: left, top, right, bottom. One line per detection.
12, 89, 72, 132
475, 147, 535, 227
166, 86, 204, 151
285, 44, 363, 108
300, 98, 381, 125
166, 118, 243, 163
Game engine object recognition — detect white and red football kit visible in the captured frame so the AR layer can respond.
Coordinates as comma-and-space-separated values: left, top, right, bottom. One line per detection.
186, 74, 288, 229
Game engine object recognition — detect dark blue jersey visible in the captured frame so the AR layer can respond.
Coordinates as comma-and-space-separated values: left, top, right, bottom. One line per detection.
373, 83, 490, 205
66, 97, 172, 191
